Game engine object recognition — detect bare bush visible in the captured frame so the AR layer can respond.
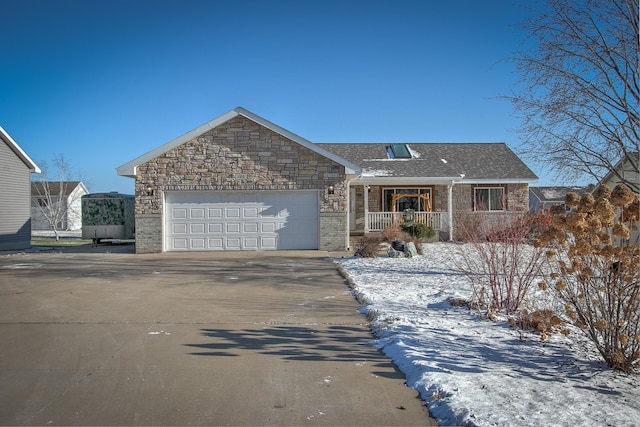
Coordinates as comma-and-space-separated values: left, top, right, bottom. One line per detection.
382, 225, 426, 255
353, 235, 384, 258
535, 184, 640, 373
456, 211, 547, 315
382, 224, 403, 242
508, 308, 568, 341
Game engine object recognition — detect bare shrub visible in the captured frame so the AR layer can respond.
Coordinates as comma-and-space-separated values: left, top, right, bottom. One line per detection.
536, 184, 640, 373
382, 224, 426, 255
453, 211, 484, 241
508, 309, 568, 341
353, 235, 384, 258
456, 211, 546, 315
382, 224, 403, 242
529, 210, 553, 240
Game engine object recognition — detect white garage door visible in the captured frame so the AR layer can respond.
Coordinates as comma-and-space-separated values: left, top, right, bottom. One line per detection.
164, 191, 319, 251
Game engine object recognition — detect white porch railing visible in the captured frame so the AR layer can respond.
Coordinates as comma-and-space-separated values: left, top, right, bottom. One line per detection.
366, 211, 448, 232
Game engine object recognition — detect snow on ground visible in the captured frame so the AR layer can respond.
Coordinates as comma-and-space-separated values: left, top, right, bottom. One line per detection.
335, 242, 640, 427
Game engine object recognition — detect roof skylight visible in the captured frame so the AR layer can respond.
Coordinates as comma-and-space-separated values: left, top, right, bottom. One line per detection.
386, 144, 412, 159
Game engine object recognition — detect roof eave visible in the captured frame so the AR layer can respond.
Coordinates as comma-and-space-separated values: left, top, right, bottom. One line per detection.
353, 176, 539, 185
354, 176, 460, 185
117, 107, 362, 178
0, 125, 41, 173
116, 109, 240, 178
459, 178, 539, 185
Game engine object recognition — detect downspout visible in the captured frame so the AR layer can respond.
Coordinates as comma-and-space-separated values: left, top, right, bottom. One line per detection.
345, 176, 356, 251
364, 185, 369, 233
447, 181, 454, 241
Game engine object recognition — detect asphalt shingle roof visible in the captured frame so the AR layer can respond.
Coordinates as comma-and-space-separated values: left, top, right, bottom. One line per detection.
318, 143, 538, 181
530, 185, 594, 202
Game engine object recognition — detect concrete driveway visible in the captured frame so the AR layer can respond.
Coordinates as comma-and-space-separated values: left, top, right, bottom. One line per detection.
0, 246, 435, 426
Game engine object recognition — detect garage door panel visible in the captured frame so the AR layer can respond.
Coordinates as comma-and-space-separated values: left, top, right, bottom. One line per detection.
261, 222, 276, 232
208, 238, 223, 250
190, 223, 205, 233
244, 237, 259, 249
243, 207, 258, 218
243, 223, 258, 233
226, 238, 241, 250
165, 191, 319, 251
208, 223, 223, 233
226, 223, 240, 233
191, 238, 206, 249
226, 208, 240, 218
173, 238, 188, 249
208, 208, 222, 218
173, 208, 187, 219
173, 223, 188, 234
261, 237, 277, 249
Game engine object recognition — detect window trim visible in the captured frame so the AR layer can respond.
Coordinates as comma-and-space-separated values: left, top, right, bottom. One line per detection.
382, 187, 433, 212
474, 186, 505, 212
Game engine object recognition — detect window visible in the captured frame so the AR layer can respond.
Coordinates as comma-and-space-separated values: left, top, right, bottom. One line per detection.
383, 188, 432, 212
386, 144, 412, 159
474, 187, 504, 211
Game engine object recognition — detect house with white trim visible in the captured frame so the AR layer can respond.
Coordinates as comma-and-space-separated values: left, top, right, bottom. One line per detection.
0, 125, 41, 250
31, 181, 89, 231
591, 151, 640, 244
117, 107, 538, 253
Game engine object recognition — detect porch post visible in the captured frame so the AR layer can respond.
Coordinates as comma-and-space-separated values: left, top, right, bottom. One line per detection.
364, 185, 370, 232
447, 183, 454, 241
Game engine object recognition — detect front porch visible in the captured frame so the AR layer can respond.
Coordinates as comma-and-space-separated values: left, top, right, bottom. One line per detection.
348, 183, 454, 238
365, 211, 449, 232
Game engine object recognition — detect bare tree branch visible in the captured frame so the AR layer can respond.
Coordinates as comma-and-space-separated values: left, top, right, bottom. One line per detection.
507, 0, 639, 191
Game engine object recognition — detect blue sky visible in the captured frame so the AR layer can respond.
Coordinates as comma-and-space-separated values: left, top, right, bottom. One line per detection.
1, 0, 543, 194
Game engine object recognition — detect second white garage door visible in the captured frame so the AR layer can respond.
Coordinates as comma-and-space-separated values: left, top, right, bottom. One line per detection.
165, 191, 319, 251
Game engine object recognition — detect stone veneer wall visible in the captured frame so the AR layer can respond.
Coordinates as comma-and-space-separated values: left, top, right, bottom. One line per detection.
134, 115, 348, 253
450, 183, 531, 240
451, 183, 530, 213
432, 185, 447, 212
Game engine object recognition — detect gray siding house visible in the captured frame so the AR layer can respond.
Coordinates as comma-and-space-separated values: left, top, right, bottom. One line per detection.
592, 152, 640, 244
118, 107, 538, 254
0, 125, 41, 250
529, 185, 594, 213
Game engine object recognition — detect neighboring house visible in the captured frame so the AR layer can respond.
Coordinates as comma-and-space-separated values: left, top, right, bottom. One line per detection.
592, 152, 640, 244
593, 152, 640, 194
0, 125, 41, 251
117, 107, 538, 253
529, 185, 594, 213
31, 181, 89, 231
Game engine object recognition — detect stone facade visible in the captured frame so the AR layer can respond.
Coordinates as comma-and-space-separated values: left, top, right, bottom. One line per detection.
134, 116, 348, 253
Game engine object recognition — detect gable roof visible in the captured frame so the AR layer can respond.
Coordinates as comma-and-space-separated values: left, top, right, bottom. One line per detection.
318, 142, 538, 184
116, 107, 361, 177
0, 125, 41, 173
31, 181, 88, 197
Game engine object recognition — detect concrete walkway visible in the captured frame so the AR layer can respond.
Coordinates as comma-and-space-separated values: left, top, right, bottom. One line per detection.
0, 249, 436, 426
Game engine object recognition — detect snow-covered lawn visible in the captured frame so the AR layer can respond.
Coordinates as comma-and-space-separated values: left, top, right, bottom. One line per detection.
335, 242, 640, 427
